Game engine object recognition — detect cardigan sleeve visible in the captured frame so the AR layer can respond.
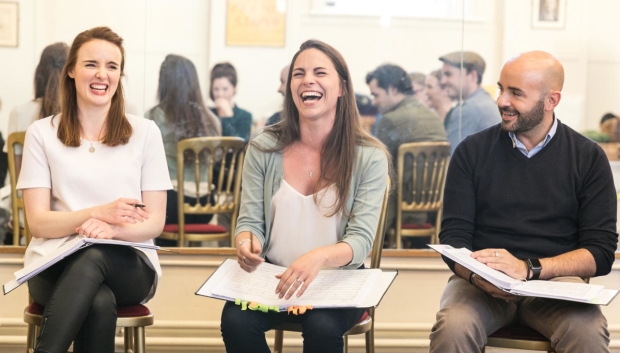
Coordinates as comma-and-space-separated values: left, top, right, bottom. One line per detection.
340, 147, 389, 269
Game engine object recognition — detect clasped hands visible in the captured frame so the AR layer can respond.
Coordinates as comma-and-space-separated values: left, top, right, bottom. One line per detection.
469, 248, 529, 302
75, 198, 149, 239
236, 233, 324, 300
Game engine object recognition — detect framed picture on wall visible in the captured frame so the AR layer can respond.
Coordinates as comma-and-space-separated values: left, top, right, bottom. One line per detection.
226, 0, 286, 47
532, 0, 566, 29
0, 1, 18, 47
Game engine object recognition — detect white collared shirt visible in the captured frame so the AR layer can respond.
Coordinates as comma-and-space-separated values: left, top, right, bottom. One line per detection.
509, 117, 558, 158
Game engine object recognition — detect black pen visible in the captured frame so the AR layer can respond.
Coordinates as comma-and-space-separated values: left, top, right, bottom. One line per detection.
132, 203, 146, 208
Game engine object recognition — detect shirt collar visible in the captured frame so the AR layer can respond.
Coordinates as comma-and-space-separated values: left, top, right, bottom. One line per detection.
509, 115, 557, 154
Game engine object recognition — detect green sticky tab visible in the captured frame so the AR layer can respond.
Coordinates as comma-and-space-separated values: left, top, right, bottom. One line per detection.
241, 301, 247, 310
258, 304, 269, 313
270, 306, 279, 312
235, 298, 241, 305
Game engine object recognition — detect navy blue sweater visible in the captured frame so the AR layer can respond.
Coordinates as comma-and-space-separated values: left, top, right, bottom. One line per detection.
440, 120, 618, 277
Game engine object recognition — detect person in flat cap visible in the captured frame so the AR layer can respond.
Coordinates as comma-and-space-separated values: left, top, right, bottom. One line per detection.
366, 64, 446, 247
439, 51, 500, 154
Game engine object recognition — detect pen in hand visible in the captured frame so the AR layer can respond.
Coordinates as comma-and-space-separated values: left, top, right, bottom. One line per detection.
131, 203, 146, 208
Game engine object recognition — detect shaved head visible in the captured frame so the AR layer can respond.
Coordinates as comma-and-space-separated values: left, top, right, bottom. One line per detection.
503, 51, 564, 93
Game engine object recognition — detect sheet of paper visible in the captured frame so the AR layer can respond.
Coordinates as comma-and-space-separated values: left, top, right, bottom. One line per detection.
201, 259, 384, 308
589, 289, 620, 305
512, 281, 604, 301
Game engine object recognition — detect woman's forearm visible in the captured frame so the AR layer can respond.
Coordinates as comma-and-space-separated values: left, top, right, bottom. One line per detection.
28, 207, 99, 239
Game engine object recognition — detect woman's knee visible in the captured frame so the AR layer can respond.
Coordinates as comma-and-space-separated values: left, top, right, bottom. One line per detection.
302, 310, 348, 340
220, 302, 264, 336
89, 285, 116, 319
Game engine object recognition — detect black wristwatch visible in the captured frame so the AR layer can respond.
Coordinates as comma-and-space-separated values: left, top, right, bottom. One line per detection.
526, 259, 542, 280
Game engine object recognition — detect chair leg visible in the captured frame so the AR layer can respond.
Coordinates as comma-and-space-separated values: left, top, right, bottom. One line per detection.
344, 335, 348, 353
135, 326, 146, 353
365, 326, 375, 353
481, 346, 485, 353
26, 323, 37, 353
274, 329, 284, 353
124, 327, 135, 353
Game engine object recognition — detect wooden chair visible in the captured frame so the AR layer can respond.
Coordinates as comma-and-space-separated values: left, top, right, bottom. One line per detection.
273, 179, 391, 353
159, 137, 245, 247
395, 142, 450, 249
483, 325, 554, 352
7, 131, 31, 246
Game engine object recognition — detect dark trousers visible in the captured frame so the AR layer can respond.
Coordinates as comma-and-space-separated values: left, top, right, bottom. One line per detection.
28, 245, 155, 353
221, 301, 365, 353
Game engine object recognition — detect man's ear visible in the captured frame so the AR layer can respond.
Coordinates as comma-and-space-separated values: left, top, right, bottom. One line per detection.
546, 91, 562, 111
387, 86, 398, 96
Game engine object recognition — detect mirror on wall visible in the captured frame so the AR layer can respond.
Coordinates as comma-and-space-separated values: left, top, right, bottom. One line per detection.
1, 0, 617, 250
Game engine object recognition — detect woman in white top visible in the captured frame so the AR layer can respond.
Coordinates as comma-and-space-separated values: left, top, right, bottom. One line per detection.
220, 40, 390, 353
18, 27, 171, 353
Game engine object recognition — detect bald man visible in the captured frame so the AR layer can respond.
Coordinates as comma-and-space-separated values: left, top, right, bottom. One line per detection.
429, 51, 617, 352
265, 64, 290, 126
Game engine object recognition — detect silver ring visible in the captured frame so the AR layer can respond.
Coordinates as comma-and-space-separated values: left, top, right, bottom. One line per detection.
494, 251, 499, 258
297, 278, 303, 283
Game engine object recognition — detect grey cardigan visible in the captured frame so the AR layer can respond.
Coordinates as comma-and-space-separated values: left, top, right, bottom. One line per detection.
235, 132, 389, 269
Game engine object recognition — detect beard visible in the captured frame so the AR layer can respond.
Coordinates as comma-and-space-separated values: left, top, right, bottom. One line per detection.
500, 97, 545, 133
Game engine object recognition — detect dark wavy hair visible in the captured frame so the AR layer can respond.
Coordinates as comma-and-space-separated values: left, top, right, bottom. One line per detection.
57, 26, 131, 147
155, 54, 221, 141
261, 39, 390, 217
34, 42, 69, 119
365, 64, 413, 95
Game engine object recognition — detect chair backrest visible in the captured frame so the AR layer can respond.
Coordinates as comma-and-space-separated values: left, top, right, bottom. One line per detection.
7, 132, 31, 245
397, 142, 450, 213
176, 136, 245, 243
370, 178, 391, 269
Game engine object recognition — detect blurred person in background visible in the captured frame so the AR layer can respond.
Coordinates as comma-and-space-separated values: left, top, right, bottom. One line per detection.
425, 69, 454, 124
409, 71, 431, 106
209, 62, 252, 142
145, 54, 221, 246
265, 64, 290, 127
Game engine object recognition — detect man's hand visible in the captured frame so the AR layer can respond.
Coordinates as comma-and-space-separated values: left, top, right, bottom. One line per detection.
471, 274, 523, 302
472, 248, 529, 280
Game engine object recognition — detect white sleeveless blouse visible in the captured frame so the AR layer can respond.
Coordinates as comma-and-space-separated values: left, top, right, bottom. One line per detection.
265, 179, 341, 267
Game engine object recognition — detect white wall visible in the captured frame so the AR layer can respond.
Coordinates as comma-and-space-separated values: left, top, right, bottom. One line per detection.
0, 0, 618, 138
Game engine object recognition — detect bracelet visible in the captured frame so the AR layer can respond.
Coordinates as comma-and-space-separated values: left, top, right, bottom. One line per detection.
469, 272, 477, 285
238, 239, 251, 247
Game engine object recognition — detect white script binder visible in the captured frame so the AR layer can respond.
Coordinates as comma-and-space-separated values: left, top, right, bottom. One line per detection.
196, 259, 397, 310
429, 244, 619, 305
3, 236, 159, 295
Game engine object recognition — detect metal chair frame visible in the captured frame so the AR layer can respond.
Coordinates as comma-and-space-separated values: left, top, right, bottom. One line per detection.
272, 179, 391, 353
395, 142, 450, 248
159, 137, 245, 246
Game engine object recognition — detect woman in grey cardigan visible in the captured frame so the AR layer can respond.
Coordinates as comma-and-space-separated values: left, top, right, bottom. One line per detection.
220, 40, 390, 353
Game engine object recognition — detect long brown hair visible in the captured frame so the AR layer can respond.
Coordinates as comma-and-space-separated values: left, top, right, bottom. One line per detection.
156, 54, 221, 140
261, 39, 390, 217
57, 26, 131, 147
34, 42, 69, 119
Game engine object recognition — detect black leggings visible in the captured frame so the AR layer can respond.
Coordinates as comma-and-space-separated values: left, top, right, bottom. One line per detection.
28, 245, 155, 353
221, 301, 365, 353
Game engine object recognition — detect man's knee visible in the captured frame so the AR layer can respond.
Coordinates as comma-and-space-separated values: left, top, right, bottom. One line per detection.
552, 308, 609, 351
431, 305, 485, 342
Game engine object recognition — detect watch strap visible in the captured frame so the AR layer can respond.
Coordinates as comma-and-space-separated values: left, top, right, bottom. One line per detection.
526, 258, 542, 280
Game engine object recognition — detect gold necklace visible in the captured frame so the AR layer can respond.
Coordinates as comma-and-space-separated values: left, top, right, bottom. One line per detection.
82, 122, 105, 153
297, 141, 316, 178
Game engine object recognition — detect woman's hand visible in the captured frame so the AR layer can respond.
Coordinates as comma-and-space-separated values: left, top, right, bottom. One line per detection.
76, 218, 117, 239
214, 98, 234, 117
236, 232, 263, 272
275, 249, 327, 300
92, 198, 149, 225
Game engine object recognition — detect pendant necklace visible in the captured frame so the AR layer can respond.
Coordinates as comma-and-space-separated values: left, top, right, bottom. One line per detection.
297, 141, 316, 178
82, 123, 105, 153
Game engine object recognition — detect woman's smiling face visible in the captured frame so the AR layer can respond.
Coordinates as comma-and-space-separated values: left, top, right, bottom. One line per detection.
290, 48, 342, 122
68, 39, 122, 111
